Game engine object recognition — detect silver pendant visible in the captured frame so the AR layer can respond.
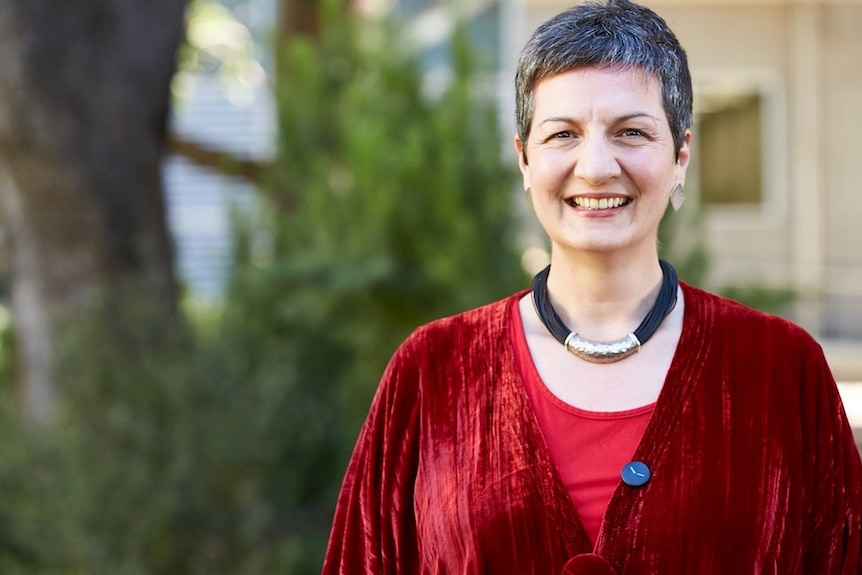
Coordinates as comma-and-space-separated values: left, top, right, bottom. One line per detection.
563, 332, 641, 363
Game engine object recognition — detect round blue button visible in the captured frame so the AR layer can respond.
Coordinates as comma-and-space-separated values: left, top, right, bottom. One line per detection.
621, 460, 650, 487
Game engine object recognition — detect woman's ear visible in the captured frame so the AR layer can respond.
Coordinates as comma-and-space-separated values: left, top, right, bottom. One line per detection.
514, 135, 530, 190
676, 129, 692, 175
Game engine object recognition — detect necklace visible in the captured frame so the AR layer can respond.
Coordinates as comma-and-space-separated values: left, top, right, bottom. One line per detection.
530, 260, 678, 363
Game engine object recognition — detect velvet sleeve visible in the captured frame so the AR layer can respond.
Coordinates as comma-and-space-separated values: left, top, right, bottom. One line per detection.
321, 338, 421, 575
799, 341, 862, 573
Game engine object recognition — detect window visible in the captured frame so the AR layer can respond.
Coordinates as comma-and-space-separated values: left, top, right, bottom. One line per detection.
696, 92, 763, 205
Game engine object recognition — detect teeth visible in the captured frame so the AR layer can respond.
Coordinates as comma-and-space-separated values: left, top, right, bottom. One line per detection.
572, 197, 627, 210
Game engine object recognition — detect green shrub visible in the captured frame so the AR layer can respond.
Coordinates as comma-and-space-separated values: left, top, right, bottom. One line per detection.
0, 6, 523, 574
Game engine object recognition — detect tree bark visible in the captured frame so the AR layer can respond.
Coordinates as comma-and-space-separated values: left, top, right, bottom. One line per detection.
0, 0, 187, 422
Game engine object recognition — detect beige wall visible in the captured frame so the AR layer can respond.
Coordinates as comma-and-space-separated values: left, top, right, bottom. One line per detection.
511, 0, 862, 340
822, 5, 862, 333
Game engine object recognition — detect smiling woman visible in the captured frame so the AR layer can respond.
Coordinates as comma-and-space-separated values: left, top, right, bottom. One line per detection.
514, 66, 688, 260
321, 1, 862, 573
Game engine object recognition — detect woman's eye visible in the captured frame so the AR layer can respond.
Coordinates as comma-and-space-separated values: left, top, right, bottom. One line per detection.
622, 129, 646, 138
553, 131, 573, 139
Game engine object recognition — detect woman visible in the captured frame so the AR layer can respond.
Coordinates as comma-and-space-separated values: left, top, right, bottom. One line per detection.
322, 1, 862, 573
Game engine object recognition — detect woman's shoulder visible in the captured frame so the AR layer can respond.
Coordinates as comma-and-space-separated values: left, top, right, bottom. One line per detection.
396, 290, 527, 366
400, 290, 527, 352
682, 281, 821, 351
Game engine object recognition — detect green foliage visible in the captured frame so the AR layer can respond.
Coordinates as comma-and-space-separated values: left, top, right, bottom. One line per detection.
0, 304, 346, 574
231, 9, 524, 422
59, 316, 342, 574
0, 5, 523, 575
0, 307, 13, 390
0, 409, 85, 574
220, 9, 524, 567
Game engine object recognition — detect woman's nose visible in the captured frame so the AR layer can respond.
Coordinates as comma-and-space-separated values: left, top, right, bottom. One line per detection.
572, 135, 620, 185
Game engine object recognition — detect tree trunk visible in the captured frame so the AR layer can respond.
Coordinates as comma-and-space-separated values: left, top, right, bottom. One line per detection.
0, 0, 187, 423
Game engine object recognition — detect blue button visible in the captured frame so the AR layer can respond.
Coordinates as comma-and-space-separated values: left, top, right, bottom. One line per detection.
621, 461, 650, 487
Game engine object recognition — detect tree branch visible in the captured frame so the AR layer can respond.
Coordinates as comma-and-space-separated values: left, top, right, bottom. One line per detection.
168, 133, 268, 184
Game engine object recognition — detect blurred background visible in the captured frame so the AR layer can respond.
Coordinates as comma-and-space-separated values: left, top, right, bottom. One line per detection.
0, 0, 859, 572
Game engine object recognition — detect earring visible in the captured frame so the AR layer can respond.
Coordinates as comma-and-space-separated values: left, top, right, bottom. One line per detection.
669, 183, 685, 212
524, 187, 534, 210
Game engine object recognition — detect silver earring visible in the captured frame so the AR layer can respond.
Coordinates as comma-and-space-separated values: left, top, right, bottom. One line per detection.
669, 183, 685, 212
524, 187, 534, 210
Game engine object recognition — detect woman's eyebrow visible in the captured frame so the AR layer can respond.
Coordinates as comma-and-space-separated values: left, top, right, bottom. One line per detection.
614, 112, 662, 124
536, 116, 576, 126
537, 112, 662, 126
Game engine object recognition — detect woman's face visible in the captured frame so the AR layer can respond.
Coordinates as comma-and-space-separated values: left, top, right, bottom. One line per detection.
515, 66, 690, 258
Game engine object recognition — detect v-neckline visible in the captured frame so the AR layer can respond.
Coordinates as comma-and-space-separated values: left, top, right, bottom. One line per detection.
506, 283, 712, 555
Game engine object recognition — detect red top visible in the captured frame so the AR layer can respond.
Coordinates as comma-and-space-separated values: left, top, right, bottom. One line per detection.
511, 301, 654, 544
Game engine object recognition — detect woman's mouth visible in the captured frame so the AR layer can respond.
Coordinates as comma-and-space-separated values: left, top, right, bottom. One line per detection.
565, 196, 631, 210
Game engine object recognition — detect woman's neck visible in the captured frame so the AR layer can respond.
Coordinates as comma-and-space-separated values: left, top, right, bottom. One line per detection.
544, 249, 665, 342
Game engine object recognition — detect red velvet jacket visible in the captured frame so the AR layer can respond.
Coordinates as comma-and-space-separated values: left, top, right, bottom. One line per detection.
322, 284, 862, 574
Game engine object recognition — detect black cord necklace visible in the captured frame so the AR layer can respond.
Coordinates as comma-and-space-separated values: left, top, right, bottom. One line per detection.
531, 260, 678, 363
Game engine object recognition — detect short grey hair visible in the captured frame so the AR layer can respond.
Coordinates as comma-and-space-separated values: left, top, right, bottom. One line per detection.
515, 0, 692, 159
